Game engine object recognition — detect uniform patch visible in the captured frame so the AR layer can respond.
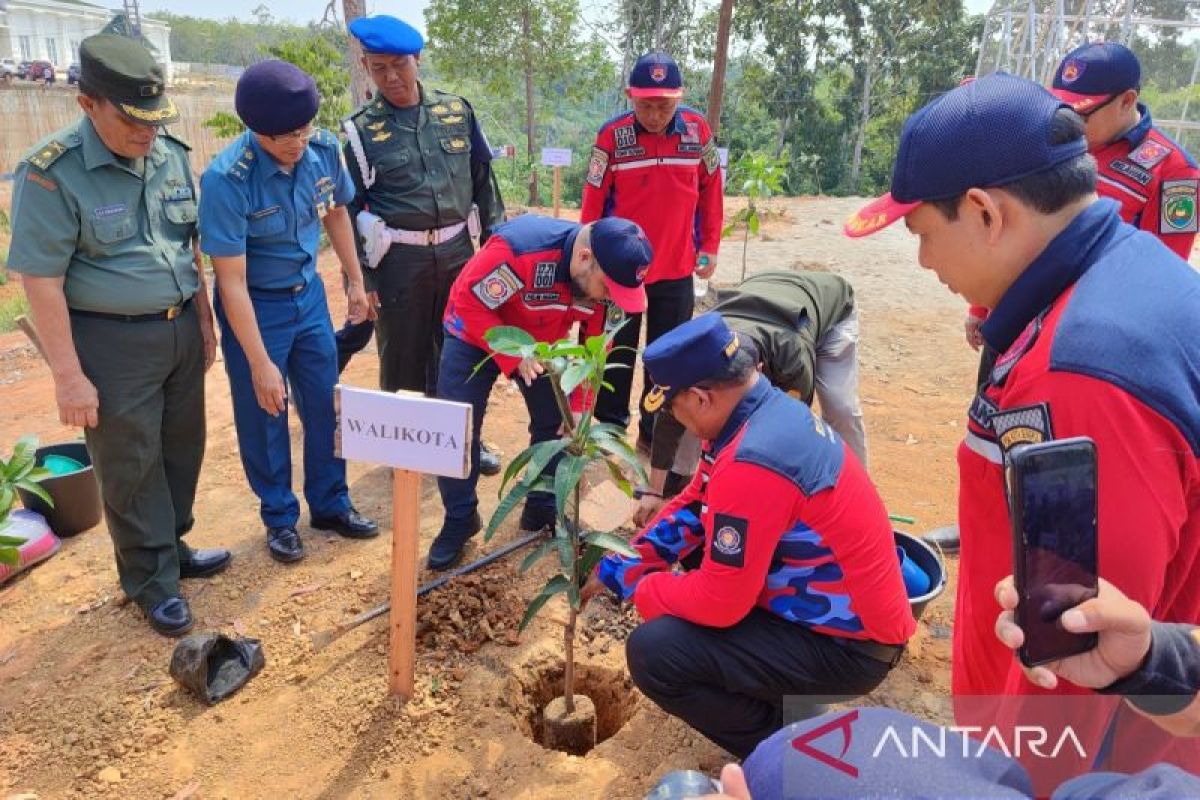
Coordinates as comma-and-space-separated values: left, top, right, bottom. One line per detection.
449, 100, 464, 112
604, 301, 625, 332
682, 122, 700, 144
990, 315, 1043, 387
1109, 159, 1153, 186
968, 392, 999, 430
677, 143, 702, 153
471, 263, 524, 309
366, 121, 386, 131
25, 171, 57, 191
1128, 139, 1172, 169
27, 140, 67, 170
431, 104, 449, 115
614, 124, 637, 150
586, 146, 609, 188
251, 205, 281, 219
533, 261, 557, 288
371, 131, 393, 142
990, 403, 1053, 461
650, 64, 667, 83
1160, 179, 1198, 234
702, 141, 720, 175
709, 513, 748, 568
437, 114, 465, 125
615, 146, 645, 159
93, 204, 129, 219
522, 291, 561, 303
1060, 59, 1085, 83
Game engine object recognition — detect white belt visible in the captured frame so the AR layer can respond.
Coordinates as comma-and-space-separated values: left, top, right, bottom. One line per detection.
389, 221, 467, 246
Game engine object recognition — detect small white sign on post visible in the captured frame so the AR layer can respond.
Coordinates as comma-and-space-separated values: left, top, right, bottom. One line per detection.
541, 147, 573, 167
338, 386, 471, 479
336, 385, 473, 699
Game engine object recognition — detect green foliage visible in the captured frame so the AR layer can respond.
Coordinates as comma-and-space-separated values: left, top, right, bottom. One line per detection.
203, 110, 245, 139
0, 436, 53, 566
722, 152, 788, 281
0, 291, 30, 334
147, 12, 310, 67
481, 324, 645, 640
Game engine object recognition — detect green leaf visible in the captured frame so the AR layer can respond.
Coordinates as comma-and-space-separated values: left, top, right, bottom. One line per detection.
0, 547, 18, 567
604, 458, 633, 497
593, 437, 648, 486
584, 333, 608, 356
521, 438, 572, 489
469, 350, 499, 379
519, 536, 559, 573
576, 544, 610, 588
485, 480, 534, 542
0, 486, 12, 519
0, 535, 27, 546
585, 530, 639, 558
7, 435, 37, 481
14, 479, 52, 507
553, 454, 587, 519
519, 574, 571, 632
748, 211, 761, 236
484, 326, 537, 357
559, 362, 591, 396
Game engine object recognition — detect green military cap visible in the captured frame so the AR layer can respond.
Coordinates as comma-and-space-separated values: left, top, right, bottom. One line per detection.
80, 34, 178, 126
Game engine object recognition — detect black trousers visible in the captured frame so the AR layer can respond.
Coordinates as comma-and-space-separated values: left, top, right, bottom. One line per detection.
371, 232, 474, 394
595, 276, 695, 439
626, 609, 893, 759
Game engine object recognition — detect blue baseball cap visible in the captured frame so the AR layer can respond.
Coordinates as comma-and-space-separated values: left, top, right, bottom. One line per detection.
349, 15, 424, 56
235, 60, 318, 135
589, 218, 652, 313
628, 51, 683, 98
642, 313, 741, 413
1051, 42, 1141, 113
844, 73, 1086, 237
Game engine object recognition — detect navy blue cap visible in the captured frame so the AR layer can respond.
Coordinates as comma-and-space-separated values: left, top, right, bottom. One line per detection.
642, 313, 741, 412
628, 51, 683, 98
1051, 42, 1141, 113
589, 218, 652, 313
235, 60, 319, 136
845, 73, 1086, 237
349, 15, 424, 56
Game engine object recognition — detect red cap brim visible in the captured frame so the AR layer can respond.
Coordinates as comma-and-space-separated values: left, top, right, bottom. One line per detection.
627, 87, 684, 99
1049, 88, 1113, 114
605, 278, 647, 314
843, 192, 921, 238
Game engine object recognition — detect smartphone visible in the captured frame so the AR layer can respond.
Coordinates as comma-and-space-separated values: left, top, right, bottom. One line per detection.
1008, 437, 1100, 668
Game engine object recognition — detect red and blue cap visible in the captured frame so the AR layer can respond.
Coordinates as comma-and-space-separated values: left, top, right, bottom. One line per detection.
628, 51, 683, 98
844, 73, 1087, 238
590, 218, 652, 314
235, 60, 319, 136
1051, 42, 1141, 113
348, 15, 424, 56
642, 313, 741, 412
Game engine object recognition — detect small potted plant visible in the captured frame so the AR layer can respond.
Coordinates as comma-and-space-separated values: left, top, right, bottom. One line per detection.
483, 324, 644, 755
1, 435, 60, 583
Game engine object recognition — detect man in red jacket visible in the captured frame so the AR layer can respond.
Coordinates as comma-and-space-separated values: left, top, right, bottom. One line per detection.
583, 313, 915, 759
581, 51, 724, 448
431, 215, 651, 569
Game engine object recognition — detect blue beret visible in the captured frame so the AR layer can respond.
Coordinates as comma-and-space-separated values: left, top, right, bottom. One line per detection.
589, 217, 651, 313
1051, 42, 1141, 113
349, 15, 424, 56
643, 313, 740, 412
235, 60, 318, 136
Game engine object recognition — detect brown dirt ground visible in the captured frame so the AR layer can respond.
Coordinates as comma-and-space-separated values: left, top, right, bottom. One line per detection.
0, 196, 976, 799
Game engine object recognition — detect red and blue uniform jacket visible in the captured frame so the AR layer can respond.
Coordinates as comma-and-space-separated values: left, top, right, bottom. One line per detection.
596, 378, 916, 644
580, 108, 723, 284
443, 216, 615, 377
954, 199, 1200, 788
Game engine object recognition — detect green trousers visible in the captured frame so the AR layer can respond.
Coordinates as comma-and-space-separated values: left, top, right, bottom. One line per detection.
72, 301, 206, 610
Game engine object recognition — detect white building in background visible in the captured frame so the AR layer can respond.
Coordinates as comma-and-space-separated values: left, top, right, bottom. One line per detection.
2, 0, 171, 78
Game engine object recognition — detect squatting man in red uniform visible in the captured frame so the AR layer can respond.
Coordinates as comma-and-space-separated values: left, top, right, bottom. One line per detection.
581, 312, 915, 759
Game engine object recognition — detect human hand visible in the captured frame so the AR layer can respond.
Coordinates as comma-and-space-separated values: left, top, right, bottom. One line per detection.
964, 312, 985, 352
516, 357, 545, 387
55, 370, 99, 428
346, 281, 370, 325
633, 493, 665, 527
696, 252, 718, 280
698, 764, 752, 800
251, 359, 287, 416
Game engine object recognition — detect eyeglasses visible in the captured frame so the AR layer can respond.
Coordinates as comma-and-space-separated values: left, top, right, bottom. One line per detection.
267, 126, 316, 143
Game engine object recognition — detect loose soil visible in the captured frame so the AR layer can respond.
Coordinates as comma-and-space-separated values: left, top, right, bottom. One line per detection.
0, 196, 975, 798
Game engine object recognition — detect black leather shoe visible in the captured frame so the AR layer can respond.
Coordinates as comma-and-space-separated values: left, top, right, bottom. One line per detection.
178, 548, 232, 579
922, 524, 960, 555
310, 508, 379, 539
146, 596, 193, 637
518, 504, 556, 533
267, 526, 305, 563
479, 443, 502, 477
427, 512, 483, 571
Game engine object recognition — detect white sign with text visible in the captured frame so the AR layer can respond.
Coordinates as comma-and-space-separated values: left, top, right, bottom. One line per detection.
337, 386, 472, 479
541, 147, 573, 167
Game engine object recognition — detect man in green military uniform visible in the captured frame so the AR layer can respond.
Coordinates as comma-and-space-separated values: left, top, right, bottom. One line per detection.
341, 15, 506, 473
8, 35, 229, 637
635, 270, 866, 525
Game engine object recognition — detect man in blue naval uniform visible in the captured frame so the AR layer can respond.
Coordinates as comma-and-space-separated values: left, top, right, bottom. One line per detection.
199, 60, 378, 563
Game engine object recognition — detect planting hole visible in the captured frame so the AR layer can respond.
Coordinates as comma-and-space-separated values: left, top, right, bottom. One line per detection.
508, 660, 638, 755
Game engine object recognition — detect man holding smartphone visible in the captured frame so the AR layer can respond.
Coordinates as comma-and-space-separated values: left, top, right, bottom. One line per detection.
844, 74, 1200, 783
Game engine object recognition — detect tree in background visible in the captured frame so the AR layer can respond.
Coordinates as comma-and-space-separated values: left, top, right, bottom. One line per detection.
425, 0, 612, 206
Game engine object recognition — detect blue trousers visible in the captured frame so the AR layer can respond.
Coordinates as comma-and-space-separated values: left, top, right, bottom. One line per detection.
216, 280, 350, 528
436, 335, 561, 533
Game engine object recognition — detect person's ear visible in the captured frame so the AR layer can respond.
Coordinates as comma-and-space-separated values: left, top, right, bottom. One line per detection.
964, 187, 1005, 245
1121, 88, 1139, 112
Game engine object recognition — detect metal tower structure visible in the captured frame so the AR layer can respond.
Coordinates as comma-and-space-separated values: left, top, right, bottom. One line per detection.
976, 1, 1200, 136
122, 0, 142, 38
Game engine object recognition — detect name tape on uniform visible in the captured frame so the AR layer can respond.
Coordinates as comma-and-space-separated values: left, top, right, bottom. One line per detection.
336, 385, 472, 479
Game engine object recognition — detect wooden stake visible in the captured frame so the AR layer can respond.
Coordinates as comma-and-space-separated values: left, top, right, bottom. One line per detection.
388, 468, 421, 698
552, 166, 562, 218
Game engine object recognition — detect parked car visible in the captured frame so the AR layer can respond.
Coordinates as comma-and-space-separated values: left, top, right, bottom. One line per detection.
67, 63, 80, 84
0, 58, 16, 79
27, 60, 53, 82
16, 60, 31, 79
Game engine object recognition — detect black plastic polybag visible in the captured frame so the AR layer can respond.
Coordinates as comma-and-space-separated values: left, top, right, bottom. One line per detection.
169, 633, 265, 705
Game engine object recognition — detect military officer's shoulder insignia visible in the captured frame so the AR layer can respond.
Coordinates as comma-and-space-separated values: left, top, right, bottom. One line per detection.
226, 147, 256, 182
26, 140, 70, 171
310, 129, 337, 148
366, 120, 386, 131
1160, 178, 1198, 234
1129, 138, 1172, 169
431, 103, 450, 115
586, 146, 609, 188
441, 137, 468, 153
371, 130, 393, 142
471, 263, 524, 310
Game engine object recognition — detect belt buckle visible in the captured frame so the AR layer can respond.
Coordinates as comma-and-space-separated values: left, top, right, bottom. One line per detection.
165, 304, 181, 321
426, 229, 437, 246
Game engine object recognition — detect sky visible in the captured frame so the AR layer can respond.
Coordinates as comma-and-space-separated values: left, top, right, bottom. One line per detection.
143, 0, 996, 28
